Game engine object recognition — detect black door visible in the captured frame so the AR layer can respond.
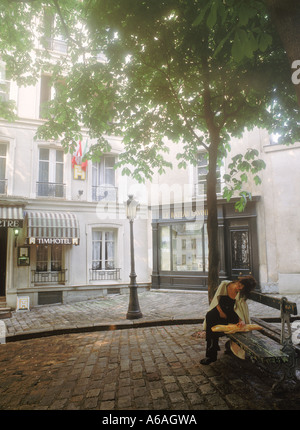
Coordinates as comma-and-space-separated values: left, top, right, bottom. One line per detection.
0, 228, 7, 296
229, 227, 252, 279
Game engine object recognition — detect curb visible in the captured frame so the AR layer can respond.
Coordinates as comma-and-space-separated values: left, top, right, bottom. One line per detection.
5, 318, 204, 343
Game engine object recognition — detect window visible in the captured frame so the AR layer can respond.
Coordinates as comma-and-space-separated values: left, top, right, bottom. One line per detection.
37, 245, 63, 272
44, 11, 68, 54
195, 152, 221, 196
39, 75, 52, 118
159, 221, 208, 272
90, 229, 120, 281
92, 156, 117, 201
0, 61, 10, 102
39, 74, 65, 118
92, 230, 115, 270
0, 143, 7, 194
37, 148, 65, 197
33, 244, 66, 283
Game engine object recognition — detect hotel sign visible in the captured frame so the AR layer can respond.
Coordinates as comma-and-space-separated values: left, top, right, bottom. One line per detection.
27, 237, 80, 245
0, 219, 23, 228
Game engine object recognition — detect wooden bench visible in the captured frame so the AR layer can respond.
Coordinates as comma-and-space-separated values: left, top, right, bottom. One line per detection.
226, 291, 299, 392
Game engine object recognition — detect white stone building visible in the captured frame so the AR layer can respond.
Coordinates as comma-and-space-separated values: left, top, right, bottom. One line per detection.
1, 25, 299, 309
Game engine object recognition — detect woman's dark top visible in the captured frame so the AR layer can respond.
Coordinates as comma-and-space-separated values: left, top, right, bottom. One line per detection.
219, 296, 235, 313
218, 296, 239, 322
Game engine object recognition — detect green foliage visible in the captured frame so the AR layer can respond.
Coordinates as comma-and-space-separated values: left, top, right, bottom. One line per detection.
0, 0, 299, 192
223, 148, 266, 211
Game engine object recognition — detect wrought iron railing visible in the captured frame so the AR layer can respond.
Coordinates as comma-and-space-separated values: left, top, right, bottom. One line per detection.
92, 185, 118, 202
36, 182, 66, 198
31, 269, 67, 284
89, 268, 121, 281
46, 38, 68, 54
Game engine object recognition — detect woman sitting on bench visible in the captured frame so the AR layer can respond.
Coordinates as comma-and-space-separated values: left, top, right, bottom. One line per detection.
200, 275, 257, 365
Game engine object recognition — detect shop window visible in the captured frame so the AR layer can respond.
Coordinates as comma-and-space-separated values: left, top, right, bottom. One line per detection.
159, 221, 208, 272
92, 156, 117, 201
0, 143, 7, 194
37, 147, 65, 198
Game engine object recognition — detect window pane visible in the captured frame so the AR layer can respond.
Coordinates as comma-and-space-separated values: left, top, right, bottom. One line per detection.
104, 157, 115, 186
55, 162, 63, 184
51, 245, 62, 271
36, 245, 48, 272
0, 158, 5, 180
40, 148, 49, 161
56, 150, 63, 163
159, 226, 171, 271
92, 231, 102, 269
172, 222, 203, 271
105, 231, 114, 269
0, 144, 6, 157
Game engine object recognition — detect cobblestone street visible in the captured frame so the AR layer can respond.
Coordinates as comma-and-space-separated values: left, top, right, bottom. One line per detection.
1, 323, 300, 411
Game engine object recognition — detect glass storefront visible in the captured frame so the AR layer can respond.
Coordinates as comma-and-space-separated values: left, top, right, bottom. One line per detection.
152, 200, 259, 290
159, 221, 208, 272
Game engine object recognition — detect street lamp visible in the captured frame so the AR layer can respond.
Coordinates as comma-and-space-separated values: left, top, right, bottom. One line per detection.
126, 195, 143, 320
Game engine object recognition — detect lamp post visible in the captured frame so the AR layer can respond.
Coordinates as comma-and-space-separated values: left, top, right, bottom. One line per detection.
126, 195, 143, 320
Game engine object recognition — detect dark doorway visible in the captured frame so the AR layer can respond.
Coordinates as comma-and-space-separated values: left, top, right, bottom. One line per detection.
0, 228, 7, 296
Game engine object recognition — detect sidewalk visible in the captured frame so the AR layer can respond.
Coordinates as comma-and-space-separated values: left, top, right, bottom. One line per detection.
3, 289, 300, 341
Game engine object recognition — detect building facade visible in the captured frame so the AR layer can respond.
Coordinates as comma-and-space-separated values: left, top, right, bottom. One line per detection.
148, 130, 300, 295
0, 96, 151, 309
1, 32, 300, 309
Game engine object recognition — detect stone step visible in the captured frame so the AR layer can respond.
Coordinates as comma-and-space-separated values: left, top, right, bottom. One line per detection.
0, 310, 12, 319
0, 298, 12, 317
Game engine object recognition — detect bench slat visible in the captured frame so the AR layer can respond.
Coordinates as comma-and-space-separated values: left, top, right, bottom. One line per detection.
227, 332, 290, 364
249, 291, 298, 315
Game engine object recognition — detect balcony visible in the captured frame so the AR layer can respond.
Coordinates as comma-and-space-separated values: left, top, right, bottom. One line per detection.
46, 38, 68, 54
37, 182, 66, 198
89, 268, 121, 281
92, 185, 118, 202
0, 179, 7, 195
31, 269, 67, 284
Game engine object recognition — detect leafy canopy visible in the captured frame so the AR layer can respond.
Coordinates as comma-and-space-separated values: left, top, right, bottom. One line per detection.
0, 0, 299, 196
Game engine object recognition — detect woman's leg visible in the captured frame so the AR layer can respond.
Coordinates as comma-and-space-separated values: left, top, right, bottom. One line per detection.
201, 307, 225, 365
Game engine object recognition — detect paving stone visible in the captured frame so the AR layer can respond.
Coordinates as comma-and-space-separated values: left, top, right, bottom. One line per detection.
0, 290, 299, 411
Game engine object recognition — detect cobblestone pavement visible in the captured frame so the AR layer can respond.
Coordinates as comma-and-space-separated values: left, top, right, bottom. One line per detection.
0, 290, 300, 411
3, 290, 300, 339
0, 324, 300, 411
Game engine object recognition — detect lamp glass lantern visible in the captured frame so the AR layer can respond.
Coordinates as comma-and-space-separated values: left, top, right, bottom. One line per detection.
126, 195, 139, 220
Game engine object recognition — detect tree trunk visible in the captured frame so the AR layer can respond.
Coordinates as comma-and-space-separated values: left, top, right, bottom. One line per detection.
265, 0, 300, 105
206, 132, 220, 303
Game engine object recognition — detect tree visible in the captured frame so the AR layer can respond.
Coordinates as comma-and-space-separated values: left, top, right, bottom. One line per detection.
80, 0, 300, 300
265, 0, 300, 105
0, 0, 299, 301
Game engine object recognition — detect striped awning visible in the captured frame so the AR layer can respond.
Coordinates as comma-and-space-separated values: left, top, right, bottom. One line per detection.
26, 211, 80, 245
0, 206, 24, 227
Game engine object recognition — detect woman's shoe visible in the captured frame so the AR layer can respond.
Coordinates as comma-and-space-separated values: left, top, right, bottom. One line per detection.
200, 356, 217, 365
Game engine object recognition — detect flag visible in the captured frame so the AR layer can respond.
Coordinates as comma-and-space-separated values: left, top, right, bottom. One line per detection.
72, 141, 82, 168
81, 140, 88, 171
